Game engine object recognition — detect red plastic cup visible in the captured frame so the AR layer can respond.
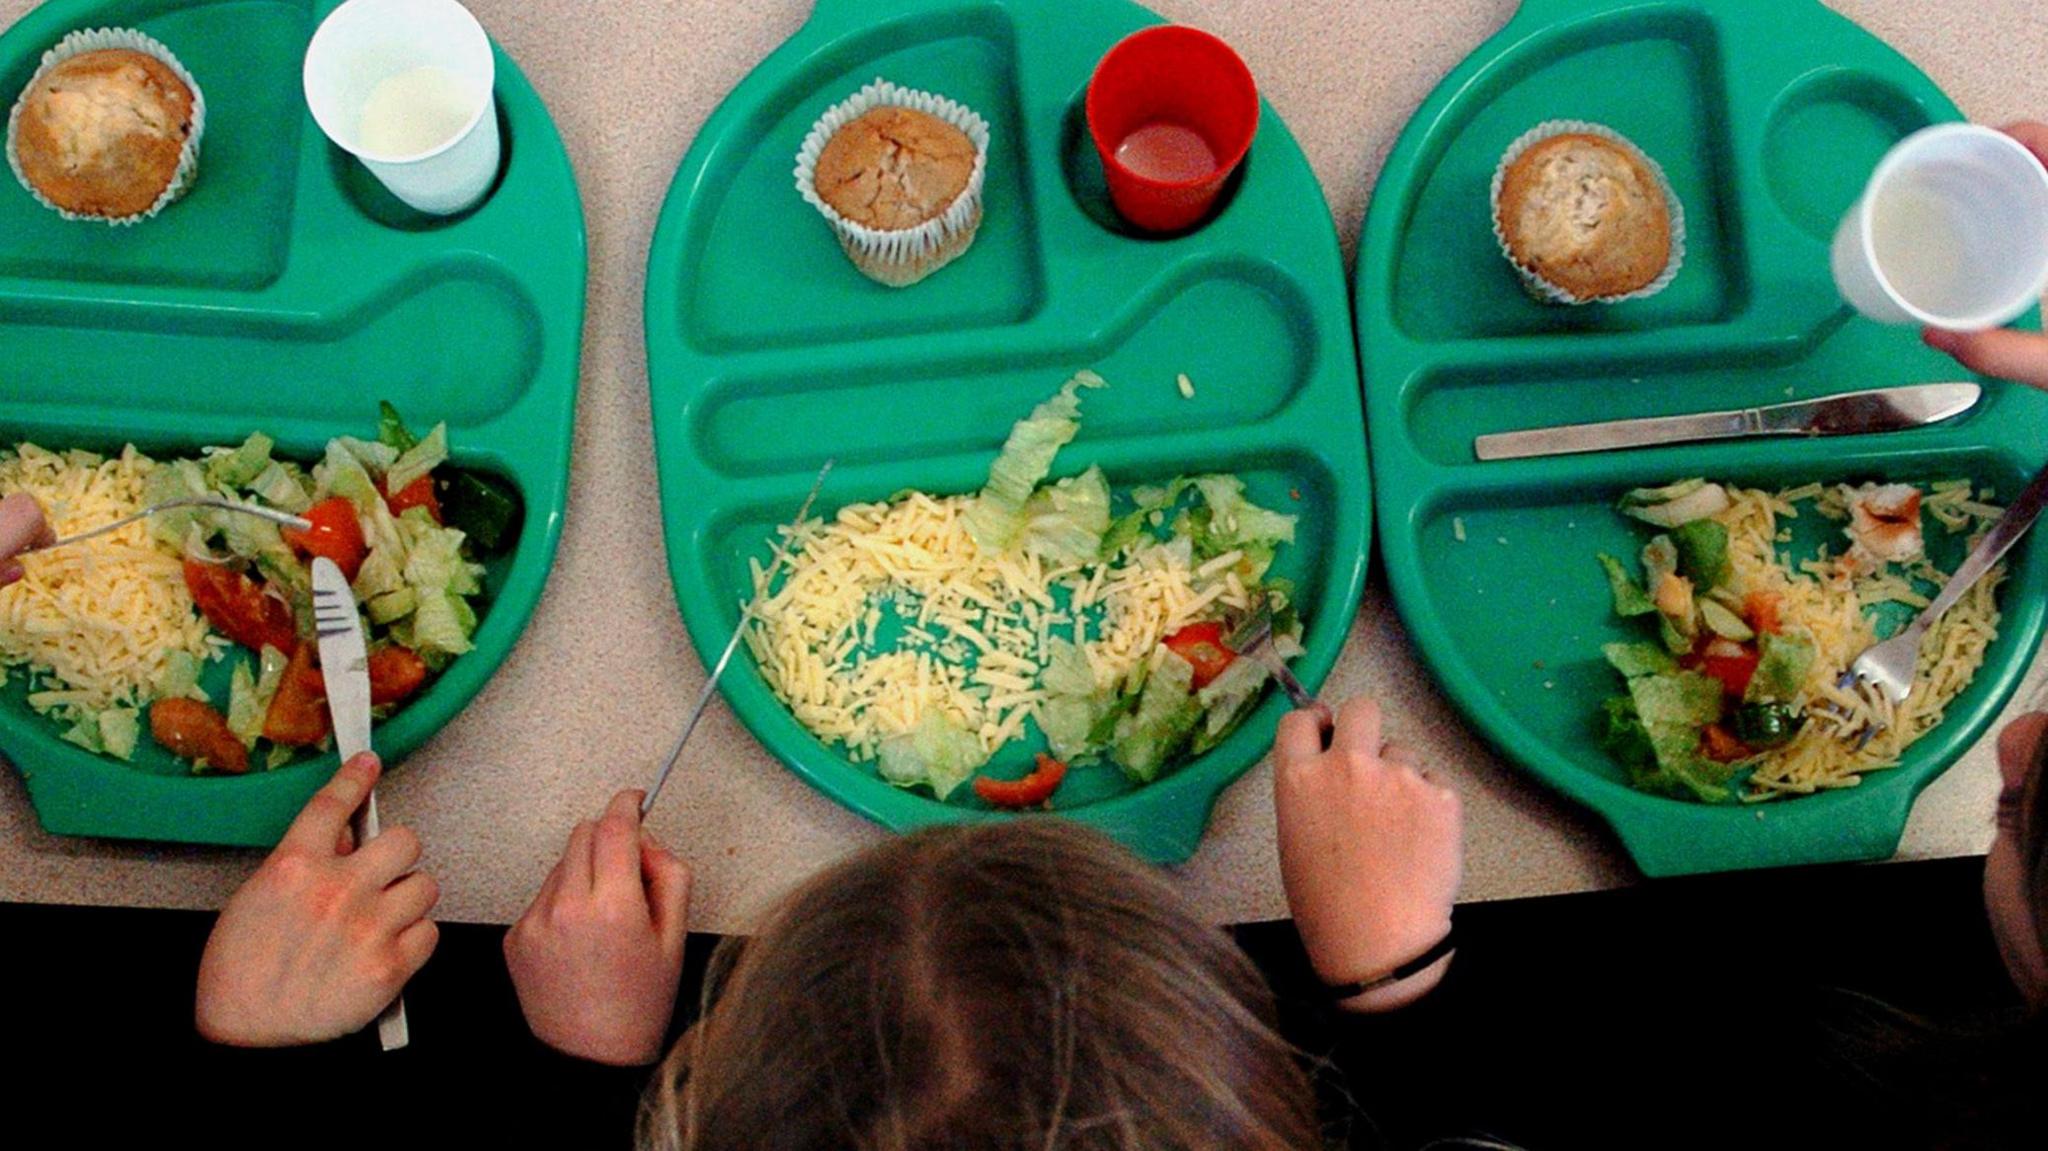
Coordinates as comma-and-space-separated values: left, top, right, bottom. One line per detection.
1085, 25, 1259, 233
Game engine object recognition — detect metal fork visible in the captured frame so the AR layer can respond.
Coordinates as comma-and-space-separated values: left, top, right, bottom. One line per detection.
1834, 460, 2048, 734
24, 497, 310, 554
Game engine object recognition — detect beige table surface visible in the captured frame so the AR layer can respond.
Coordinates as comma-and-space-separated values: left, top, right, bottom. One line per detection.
2, 0, 2045, 932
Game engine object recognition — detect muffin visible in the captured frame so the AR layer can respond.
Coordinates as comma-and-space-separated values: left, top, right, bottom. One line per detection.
795, 79, 989, 287
7, 30, 204, 223
1491, 123, 1682, 304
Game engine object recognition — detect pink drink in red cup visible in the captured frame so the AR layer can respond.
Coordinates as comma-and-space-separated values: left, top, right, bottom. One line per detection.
1085, 25, 1259, 233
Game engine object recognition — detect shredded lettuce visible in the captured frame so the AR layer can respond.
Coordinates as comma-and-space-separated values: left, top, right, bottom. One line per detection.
1038, 638, 1108, 762
152, 650, 206, 703
1191, 475, 1298, 550
315, 440, 383, 518
1746, 629, 1816, 704
1111, 651, 1202, 783
98, 708, 139, 761
335, 436, 400, 478
1019, 465, 1111, 566
206, 433, 274, 489
247, 461, 312, 514
1599, 554, 1657, 618
1628, 671, 1723, 729
878, 711, 987, 800
964, 371, 1105, 553
226, 645, 290, 750
1603, 642, 1677, 679
385, 422, 447, 494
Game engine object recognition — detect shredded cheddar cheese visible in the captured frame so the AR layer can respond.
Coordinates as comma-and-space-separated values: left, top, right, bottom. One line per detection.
1718, 482, 2002, 798
743, 490, 1257, 764
0, 445, 221, 720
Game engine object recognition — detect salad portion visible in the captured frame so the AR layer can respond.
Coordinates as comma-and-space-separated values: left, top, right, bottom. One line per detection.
0, 405, 516, 774
744, 372, 1305, 808
1594, 477, 2004, 804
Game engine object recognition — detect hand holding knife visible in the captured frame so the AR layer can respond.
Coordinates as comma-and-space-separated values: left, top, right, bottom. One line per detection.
311, 556, 411, 1052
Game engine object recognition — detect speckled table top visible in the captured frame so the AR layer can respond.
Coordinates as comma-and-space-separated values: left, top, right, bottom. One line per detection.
2, 0, 2044, 932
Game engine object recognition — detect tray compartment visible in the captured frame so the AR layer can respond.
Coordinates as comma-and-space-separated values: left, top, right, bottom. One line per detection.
681, 442, 1343, 831
0, 0, 311, 290
1400, 317, 1987, 468
1400, 441, 2047, 873
688, 262, 1320, 478
672, 6, 1045, 356
0, 259, 543, 426
1386, 6, 1744, 344
1762, 69, 1935, 241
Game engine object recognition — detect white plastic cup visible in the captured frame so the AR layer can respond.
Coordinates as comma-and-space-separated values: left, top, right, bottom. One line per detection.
303, 0, 499, 216
1832, 123, 2048, 330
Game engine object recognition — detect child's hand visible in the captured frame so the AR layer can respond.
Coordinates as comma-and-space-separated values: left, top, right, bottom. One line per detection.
1274, 697, 1463, 1012
1922, 122, 2048, 391
0, 492, 53, 586
504, 789, 691, 1066
195, 753, 440, 1045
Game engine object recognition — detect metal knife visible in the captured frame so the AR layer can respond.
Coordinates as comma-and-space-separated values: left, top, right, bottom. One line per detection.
1472, 383, 1981, 461
311, 557, 410, 1053
642, 459, 835, 818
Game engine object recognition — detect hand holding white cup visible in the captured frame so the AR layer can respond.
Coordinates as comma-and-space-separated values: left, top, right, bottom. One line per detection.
1832, 123, 2048, 331
303, 0, 499, 217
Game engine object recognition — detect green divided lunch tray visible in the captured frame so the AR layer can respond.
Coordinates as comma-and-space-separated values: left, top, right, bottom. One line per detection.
1356, 0, 2048, 876
645, 0, 1368, 862
0, 0, 585, 845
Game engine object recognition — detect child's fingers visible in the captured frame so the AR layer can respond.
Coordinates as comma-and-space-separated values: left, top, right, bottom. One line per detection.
394, 919, 440, 979
380, 871, 441, 930
351, 825, 424, 889
1923, 327, 2048, 391
1998, 120, 2048, 168
642, 842, 693, 958
1274, 708, 1329, 767
561, 820, 597, 894
593, 791, 647, 904
1332, 697, 1384, 762
0, 493, 49, 557
0, 558, 22, 587
280, 752, 381, 856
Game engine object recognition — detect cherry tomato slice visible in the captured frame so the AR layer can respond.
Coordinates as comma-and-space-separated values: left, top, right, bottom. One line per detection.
384, 475, 443, 525
150, 698, 249, 774
1163, 621, 1237, 689
973, 753, 1069, 809
282, 497, 368, 584
1699, 648, 1761, 699
184, 558, 297, 655
1743, 591, 1783, 636
263, 643, 331, 747
1700, 723, 1753, 763
368, 645, 429, 706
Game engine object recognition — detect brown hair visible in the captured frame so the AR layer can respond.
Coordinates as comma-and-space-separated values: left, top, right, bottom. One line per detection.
639, 819, 1324, 1151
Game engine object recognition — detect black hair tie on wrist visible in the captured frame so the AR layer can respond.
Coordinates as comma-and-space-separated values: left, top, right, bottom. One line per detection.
1320, 923, 1457, 1001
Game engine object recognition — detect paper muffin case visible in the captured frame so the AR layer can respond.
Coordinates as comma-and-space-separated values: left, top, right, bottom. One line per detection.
1489, 119, 1685, 305
5, 26, 207, 225
793, 78, 990, 288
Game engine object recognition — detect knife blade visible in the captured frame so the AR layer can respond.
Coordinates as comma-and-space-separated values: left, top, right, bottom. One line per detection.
1472, 383, 1980, 461
310, 557, 410, 1053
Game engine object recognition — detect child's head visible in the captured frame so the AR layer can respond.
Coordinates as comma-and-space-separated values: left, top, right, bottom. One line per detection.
641, 818, 1322, 1151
